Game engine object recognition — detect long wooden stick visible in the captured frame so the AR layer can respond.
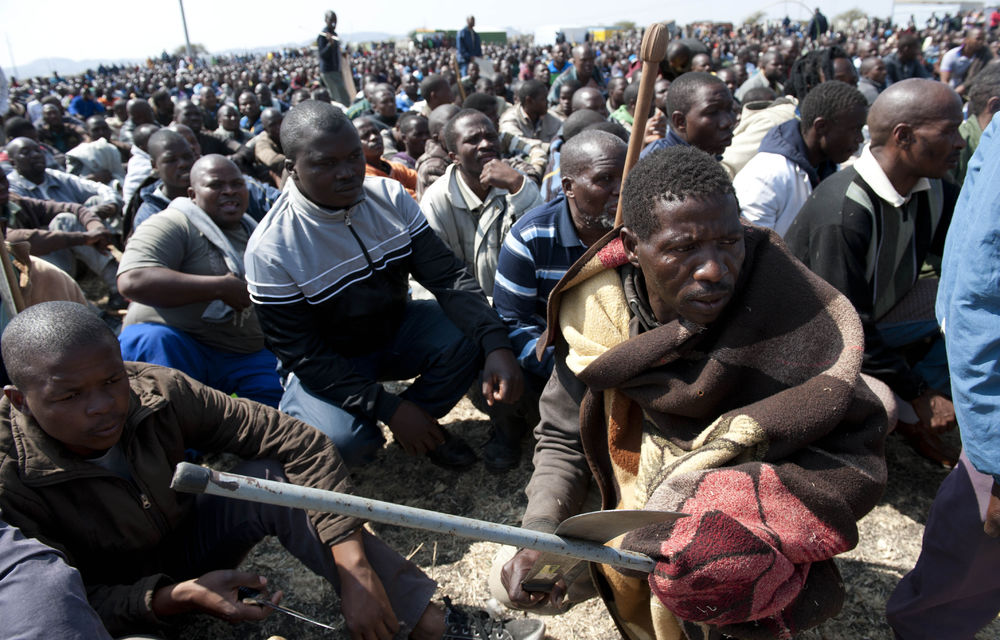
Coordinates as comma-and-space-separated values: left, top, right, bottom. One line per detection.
452, 54, 467, 102
614, 23, 669, 227
0, 245, 25, 316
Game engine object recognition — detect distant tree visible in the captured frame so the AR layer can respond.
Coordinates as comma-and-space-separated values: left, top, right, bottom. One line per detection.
834, 9, 867, 27
614, 20, 637, 31
744, 11, 766, 25
172, 43, 209, 57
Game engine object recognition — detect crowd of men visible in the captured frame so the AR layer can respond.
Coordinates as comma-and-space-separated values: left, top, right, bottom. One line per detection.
2, 7, 1000, 640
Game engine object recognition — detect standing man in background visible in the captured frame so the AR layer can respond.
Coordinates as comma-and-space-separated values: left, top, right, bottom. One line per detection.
318, 10, 352, 106
457, 16, 482, 77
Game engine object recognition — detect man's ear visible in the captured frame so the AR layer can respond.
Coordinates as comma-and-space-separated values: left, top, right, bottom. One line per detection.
811, 116, 829, 136
187, 186, 196, 199
670, 110, 686, 134
894, 122, 914, 149
447, 150, 458, 164
987, 95, 1000, 115
561, 174, 574, 198
3, 386, 29, 416
284, 157, 296, 176
620, 226, 642, 268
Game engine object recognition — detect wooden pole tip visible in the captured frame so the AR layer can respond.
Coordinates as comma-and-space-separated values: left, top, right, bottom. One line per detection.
640, 23, 670, 63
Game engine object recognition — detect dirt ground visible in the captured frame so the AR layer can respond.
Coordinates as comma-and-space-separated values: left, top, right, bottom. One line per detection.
172, 393, 999, 640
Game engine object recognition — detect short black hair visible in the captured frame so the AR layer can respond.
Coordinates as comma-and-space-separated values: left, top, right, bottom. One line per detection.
517, 79, 547, 103
562, 108, 607, 141
561, 129, 627, 178
969, 64, 1000, 115
442, 108, 492, 153
3, 117, 34, 139
585, 121, 629, 141
428, 104, 461, 138
786, 46, 851, 100
397, 111, 426, 135
419, 74, 449, 100
2, 301, 118, 388
622, 146, 735, 240
280, 100, 352, 159
462, 92, 496, 112
665, 72, 725, 116
799, 80, 868, 133
623, 81, 641, 107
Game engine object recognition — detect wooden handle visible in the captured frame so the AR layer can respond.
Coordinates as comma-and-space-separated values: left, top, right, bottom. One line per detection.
453, 54, 467, 102
615, 23, 670, 227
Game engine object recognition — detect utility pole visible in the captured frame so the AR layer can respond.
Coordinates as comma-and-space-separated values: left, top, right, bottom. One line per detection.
177, 0, 194, 60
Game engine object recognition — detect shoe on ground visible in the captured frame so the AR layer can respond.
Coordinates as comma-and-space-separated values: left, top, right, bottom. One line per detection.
442, 596, 545, 640
482, 428, 521, 473
427, 433, 477, 471
895, 420, 959, 468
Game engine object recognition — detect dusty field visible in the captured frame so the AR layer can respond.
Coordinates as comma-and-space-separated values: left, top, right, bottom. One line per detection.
174, 394, 999, 640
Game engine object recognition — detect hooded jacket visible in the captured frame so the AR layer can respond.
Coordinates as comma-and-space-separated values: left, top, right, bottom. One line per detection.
734, 118, 837, 237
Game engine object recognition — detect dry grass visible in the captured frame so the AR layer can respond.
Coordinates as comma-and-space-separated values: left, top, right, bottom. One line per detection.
171, 393, 999, 640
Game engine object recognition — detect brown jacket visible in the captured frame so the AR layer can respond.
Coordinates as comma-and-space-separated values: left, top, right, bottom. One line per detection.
0, 362, 362, 635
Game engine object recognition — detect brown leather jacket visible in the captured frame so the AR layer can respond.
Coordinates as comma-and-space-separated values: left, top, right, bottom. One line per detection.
0, 362, 362, 635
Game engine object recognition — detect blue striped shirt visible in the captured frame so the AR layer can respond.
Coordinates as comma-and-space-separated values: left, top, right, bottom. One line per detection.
492, 196, 587, 379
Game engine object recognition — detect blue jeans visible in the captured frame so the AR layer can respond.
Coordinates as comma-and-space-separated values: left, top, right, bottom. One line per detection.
878, 318, 950, 395
279, 299, 481, 465
118, 323, 282, 407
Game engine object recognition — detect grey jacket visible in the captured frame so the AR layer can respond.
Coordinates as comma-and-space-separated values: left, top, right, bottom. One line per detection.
420, 163, 543, 296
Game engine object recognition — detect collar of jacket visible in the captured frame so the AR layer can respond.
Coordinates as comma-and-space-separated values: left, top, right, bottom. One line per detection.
8, 379, 167, 487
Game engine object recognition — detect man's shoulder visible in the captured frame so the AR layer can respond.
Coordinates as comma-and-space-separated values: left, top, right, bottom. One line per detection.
794, 166, 868, 227
511, 197, 565, 235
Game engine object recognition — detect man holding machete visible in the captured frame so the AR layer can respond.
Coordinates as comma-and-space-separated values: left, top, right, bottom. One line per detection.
494, 146, 888, 640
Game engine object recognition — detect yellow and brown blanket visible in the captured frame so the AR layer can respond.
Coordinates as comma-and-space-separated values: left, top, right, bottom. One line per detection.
542, 224, 888, 640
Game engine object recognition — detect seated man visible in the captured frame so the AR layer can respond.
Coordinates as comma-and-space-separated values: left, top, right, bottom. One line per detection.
127, 129, 196, 235
608, 81, 642, 135
118, 155, 282, 408
238, 91, 263, 135
355, 115, 418, 197
640, 72, 736, 159
388, 112, 430, 169
0, 301, 491, 640
497, 146, 887, 638
499, 80, 562, 152
245, 101, 523, 469
735, 50, 786, 102
37, 103, 86, 154
117, 98, 156, 148
128, 130, 279, 233
172, 99, 233, 157
786, 79, 963, 465
420, 109, 543, 296
490, 130, 626, 470
122, 123, 161, 206
253, 108, 287, 187
0, 170, 113, 263
5, 137, 121, 295
735, 80, 868, 236
462, 92, 549, 185
953, 64, 1000, 184
65, 115, 128, 185
415, 104, 460, 200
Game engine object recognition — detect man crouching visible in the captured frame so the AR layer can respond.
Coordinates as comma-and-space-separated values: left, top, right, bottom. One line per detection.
496, 146, 888, 639
0, 301, 445, 639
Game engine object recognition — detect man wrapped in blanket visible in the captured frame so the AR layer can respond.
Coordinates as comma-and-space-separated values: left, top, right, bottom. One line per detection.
494, 146, 889, 640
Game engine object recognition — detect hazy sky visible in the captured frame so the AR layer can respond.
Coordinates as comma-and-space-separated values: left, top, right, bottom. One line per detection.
3, 0, 896, 75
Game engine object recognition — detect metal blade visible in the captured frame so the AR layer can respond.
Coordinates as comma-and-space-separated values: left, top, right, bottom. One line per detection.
244, 596, 338, 631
